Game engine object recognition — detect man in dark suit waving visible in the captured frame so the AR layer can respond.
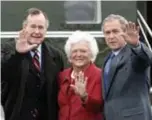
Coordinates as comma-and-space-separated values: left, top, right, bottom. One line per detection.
102, 14, 152, 120
1, 8, 64, 120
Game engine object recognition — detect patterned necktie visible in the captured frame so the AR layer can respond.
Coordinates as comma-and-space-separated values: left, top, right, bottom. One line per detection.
104, 53, 115, 95
32, 49, 40, 72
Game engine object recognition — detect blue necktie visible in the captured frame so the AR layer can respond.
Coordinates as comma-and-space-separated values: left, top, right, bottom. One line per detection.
104, 53, 115, 95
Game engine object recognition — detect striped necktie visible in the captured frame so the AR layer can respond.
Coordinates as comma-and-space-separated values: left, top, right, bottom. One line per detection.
32, 49, 40, 72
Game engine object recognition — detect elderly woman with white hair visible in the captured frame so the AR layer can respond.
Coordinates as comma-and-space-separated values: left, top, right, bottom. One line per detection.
58, 30, 104, 120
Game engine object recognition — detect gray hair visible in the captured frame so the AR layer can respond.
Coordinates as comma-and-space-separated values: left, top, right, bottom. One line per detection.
23, 8, 49, 29
101, 14, 128, 32
64, 30, 99, 62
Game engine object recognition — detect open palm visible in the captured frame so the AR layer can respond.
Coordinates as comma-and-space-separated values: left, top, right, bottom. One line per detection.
123, 22, 140, 46
16, 30, 38, 53
70, 72, 88, 97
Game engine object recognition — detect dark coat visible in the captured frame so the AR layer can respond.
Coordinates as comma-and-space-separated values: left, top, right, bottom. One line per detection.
102, 43, 152, 120
1, 39, 64, 120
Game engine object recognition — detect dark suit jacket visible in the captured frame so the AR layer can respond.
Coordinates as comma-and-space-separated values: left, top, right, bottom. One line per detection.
103, 43, 152, 120
1, 39, 64, 120
58, 63, 104, 120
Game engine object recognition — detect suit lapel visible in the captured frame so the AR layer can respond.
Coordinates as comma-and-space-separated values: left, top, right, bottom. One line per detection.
102, 53, 111, 99
106, 46, 128, 98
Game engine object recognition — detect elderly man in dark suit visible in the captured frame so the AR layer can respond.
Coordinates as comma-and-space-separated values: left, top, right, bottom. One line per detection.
1, 8, 64, 120
102, 14, 152, 120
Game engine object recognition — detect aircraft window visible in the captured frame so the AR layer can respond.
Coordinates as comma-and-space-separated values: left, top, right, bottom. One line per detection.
64, 1, 101, 24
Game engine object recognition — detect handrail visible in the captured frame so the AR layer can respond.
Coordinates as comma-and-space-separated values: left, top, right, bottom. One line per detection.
137, 10, 152, 38
0, 31, 104, 38
137, 19, 152, 51
137, 10, 152, 94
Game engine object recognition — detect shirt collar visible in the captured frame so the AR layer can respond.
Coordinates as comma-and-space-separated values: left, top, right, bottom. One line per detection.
30, 44, 41, 57
36, 44, 41, 53
112, 49, 121, 56
112, 44, 126, 56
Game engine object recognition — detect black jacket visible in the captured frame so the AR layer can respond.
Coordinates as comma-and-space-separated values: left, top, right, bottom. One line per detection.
1, 39, 64, 120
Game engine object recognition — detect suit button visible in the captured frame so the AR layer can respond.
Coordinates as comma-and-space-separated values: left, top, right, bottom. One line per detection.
31, 110, 36, 117
31, 109, 37, 118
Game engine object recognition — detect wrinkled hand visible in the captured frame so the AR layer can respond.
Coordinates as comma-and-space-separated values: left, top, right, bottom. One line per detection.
122, 21, 140, 46
16, 29, 38, 53
70, 71, 88, 99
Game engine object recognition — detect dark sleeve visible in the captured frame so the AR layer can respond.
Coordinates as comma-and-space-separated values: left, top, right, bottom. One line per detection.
54, 49, 65, 119
58, 50, 65, 71
130, 42, 152, 70
49, 46, 65, 120
45, 39, 65, 71
1, 39, 24, 82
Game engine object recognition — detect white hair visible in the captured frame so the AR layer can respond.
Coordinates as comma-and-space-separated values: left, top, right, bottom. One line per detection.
101, 14, 128, 31
64, 30, 99, 62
